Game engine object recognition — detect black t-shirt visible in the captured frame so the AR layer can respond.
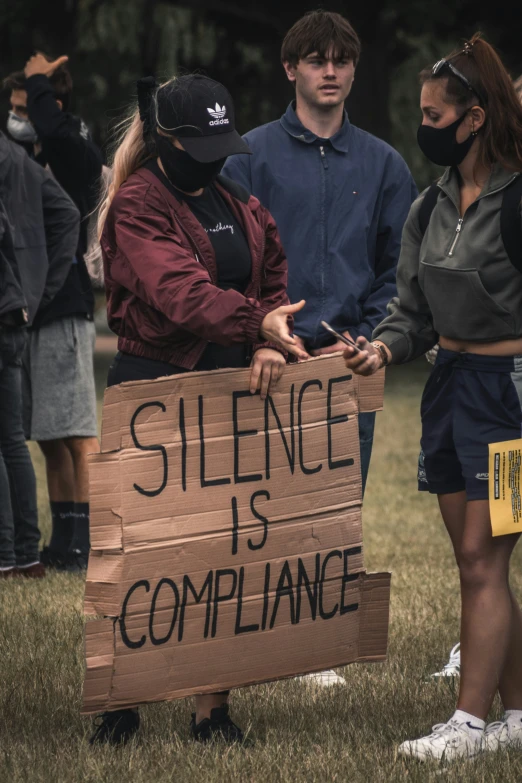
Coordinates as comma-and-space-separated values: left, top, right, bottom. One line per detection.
145, 160, 253, 370
147, 159, 251, 292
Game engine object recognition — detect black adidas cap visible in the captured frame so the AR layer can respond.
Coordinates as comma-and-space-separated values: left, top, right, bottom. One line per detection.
155, 74, 251, 163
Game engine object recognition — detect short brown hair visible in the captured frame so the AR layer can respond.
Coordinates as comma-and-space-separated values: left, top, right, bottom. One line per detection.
419, 32, 522, 173
281, 11, 360, 67
3, 55, 73, 111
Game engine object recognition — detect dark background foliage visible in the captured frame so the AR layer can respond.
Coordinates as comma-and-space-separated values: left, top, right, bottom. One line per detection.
1, 0, 520, 187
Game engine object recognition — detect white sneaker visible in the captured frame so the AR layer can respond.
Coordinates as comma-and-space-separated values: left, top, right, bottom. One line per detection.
430, 643, 461, 678
398, 719, 483, 761
297, 670, 346, 687
483, 717, 522, 752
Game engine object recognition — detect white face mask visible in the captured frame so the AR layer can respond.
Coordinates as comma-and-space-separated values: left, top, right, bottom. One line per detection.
7, 111, 38, 144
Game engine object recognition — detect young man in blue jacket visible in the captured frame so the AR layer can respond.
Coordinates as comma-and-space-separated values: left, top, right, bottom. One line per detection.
223, 10, 417, 497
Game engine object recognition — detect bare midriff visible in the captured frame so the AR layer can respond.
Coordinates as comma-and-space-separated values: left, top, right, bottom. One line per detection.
439, 336, 522, 356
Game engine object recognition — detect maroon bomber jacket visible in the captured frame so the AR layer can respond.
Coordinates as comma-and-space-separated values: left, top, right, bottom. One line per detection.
101, 166, 290, 370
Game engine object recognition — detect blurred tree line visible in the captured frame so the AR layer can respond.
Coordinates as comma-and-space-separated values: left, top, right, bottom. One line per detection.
0, 0, 520, 187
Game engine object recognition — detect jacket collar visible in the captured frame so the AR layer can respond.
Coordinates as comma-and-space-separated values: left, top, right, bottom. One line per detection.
439, 162, 520, 204
279, 101, 351, 153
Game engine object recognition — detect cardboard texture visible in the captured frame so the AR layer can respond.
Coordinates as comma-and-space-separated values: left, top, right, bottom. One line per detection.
82, 355, 390, 714
489, 439, 522, 536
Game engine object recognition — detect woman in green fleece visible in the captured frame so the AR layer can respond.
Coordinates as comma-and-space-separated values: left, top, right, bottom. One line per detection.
343, 33, 522, 763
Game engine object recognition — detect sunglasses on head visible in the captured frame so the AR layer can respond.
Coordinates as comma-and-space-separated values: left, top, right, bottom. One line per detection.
432, 58, 486, 105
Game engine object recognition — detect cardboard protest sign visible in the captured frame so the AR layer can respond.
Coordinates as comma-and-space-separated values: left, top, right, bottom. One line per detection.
489, 439, 522, 536
82, 355, 390, 714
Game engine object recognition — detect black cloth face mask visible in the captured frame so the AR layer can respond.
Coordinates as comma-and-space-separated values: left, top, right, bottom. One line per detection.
154, 132, 225, 191
417, 111, 476, 167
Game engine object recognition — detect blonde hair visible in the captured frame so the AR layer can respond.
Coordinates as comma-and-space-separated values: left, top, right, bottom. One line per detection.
97, 108, 154, 238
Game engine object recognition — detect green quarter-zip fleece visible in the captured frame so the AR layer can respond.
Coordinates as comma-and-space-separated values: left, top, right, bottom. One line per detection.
373, 164, 522, 363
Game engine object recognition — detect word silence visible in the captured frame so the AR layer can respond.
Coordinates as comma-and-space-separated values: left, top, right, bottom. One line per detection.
82, 356, 390, 713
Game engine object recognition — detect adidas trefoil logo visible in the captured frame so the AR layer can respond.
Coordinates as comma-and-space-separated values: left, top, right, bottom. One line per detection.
208, 103, 226, 119
207, 103, 230, 126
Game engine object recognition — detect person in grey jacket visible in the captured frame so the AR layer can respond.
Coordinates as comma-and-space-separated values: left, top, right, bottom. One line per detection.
0, 132, 79, 577
343, 34, 522, 762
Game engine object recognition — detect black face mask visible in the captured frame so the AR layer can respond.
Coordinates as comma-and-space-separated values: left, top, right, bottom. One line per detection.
417, 111, 476, 167
154, 133, 225, 191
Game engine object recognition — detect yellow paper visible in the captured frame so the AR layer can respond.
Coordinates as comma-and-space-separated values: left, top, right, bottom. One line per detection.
489, 439, 522, 536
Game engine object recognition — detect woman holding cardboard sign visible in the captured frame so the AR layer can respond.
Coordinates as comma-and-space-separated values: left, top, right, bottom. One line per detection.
344, 34, 522, 763
92, 74, 307, 746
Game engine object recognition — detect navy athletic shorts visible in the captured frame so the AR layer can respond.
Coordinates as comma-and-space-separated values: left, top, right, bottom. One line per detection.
418, 348, 522, 500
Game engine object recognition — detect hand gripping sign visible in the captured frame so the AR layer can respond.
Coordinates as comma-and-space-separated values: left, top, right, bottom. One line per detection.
82, 355, 390, 713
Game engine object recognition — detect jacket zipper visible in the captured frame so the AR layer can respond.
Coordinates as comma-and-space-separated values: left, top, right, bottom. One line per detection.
260, 236, 267, 282
314, 145, 328, 343
250, 233, 266, 298
448, 218, 463, 257
442, 174, 519, 258
178, 220, 216, 283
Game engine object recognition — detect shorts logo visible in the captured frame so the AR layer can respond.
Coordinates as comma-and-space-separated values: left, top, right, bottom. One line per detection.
475, 473, 489, 480
418, 450, 428, 483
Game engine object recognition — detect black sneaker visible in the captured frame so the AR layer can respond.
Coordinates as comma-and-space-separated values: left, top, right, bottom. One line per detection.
60, 549, 89, 573
190, 705, 245, 744
89, 709, 140, 746
40, 546, 67, 569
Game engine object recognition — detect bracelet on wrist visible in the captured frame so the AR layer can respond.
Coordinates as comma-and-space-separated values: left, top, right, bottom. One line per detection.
371, 341, 389, 368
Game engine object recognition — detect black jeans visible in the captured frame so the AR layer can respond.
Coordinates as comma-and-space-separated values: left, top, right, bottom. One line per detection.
107, 347, 249, 388
0, 328, 40, 566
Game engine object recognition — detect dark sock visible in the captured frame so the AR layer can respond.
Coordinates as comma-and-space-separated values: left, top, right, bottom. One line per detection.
49, 501, 75, 555
69, 502, 90, 555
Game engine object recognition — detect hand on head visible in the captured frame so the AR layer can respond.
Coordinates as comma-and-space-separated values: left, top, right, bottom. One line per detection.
24, 53, 69, 79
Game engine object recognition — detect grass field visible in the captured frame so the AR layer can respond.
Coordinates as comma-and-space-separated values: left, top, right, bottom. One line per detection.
1, 354, 522, 782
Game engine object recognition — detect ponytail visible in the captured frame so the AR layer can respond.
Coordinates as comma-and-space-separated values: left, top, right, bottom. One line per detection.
97, 77, 159, 238
97, 110, 152, 238
421, 32, 522, 173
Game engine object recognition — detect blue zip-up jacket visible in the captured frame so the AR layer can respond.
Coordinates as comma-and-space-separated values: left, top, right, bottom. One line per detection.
223, 103, 418, 348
